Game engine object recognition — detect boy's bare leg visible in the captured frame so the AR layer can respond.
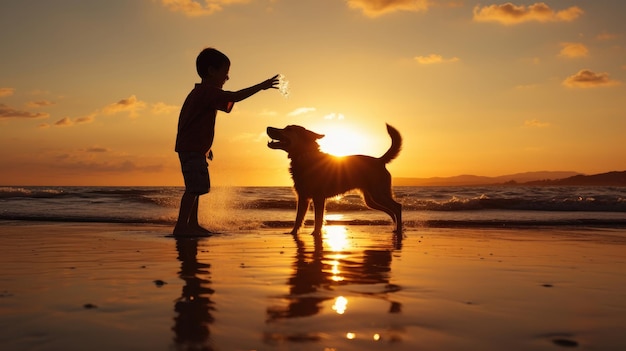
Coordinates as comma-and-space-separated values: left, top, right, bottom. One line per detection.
174, 192, 208, 236
188, 196, 212, 233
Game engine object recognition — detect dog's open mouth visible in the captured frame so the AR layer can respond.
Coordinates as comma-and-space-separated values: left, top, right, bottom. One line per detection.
267, 138, 289, 149
266, 127, 290, 149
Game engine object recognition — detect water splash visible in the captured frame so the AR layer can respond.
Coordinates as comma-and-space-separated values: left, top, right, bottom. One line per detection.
278, 74, 290, 98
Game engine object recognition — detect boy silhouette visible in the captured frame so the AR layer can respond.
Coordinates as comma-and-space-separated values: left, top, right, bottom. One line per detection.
174, 48, 279, 236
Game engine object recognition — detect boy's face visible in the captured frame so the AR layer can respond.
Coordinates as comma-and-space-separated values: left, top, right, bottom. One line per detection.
208, 63, 230, 88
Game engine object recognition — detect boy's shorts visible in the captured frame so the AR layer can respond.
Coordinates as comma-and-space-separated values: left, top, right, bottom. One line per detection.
178, 152, 210, 195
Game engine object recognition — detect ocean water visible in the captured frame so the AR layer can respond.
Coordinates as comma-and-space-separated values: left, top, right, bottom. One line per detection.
1, 186, 625, 231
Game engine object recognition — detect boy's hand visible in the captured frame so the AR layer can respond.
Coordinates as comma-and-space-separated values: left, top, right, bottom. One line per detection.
262, 75, 280, 90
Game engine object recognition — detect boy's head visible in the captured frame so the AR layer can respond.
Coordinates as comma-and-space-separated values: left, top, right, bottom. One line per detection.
196, 48, 230, 80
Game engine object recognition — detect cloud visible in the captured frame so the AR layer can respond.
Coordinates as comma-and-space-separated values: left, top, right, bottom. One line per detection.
160, 0, 249, 17
42, 95, 161, 128
26, 100, 56, 108
75, 114, 96, 124
596, 31, 618, 41
346, 0, 430, 18
49, 114, 95, 127
102, 95, 146, 117
0, 87, 15, 97
5, 91, 167, 127
473, 3, 583, 25
415, 54, 460, 64
0, 104, 49, 119
562, 69, 621, 88
151, 102, 179, 115
259, 109, 278, 117
83, 146, 110, 153
324, 113, 345, 120
558, 42, 588, 58
524, 119, 550, 128
287, 107, 316, 117
54, 117, 73, 126
48, 114, 96, 127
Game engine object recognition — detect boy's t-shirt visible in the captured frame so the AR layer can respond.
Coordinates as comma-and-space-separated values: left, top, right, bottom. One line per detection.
175, 83, 235, 155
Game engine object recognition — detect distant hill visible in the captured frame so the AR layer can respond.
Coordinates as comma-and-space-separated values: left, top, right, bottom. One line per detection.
525, 171, 626, 186
394, 171, 626, 187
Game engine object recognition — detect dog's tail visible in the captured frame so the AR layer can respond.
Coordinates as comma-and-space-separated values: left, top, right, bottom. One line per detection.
379, 124, 402, 164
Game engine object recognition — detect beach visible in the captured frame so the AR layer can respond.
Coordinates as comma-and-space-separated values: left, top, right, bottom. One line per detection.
1, 220, 625, 351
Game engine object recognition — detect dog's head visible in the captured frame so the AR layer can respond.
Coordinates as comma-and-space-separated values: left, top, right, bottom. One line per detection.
267, 125, 325, 156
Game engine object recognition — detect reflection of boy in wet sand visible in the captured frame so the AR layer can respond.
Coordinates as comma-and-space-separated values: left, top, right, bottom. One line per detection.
172, 238, 214, 348
174, 48, 279, 236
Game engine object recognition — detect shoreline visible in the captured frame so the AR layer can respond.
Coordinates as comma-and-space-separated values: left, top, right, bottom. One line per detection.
3, 216, 626, 230
1, 221, 625, 350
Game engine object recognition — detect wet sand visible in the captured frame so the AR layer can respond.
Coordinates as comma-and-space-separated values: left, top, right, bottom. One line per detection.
0, 220, 625, 351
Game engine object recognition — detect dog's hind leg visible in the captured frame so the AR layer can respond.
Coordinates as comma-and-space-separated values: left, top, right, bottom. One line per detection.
392, 201, 403, 233
291, 196, 311, 234
362, 191, 397, 222
363, 190, 402, 233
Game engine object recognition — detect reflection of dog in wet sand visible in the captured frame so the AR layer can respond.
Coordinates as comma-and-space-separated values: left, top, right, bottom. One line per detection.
267, 124, 402, 235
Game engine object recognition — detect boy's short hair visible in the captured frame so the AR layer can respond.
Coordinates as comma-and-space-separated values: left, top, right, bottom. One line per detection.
196, 48, 230, 79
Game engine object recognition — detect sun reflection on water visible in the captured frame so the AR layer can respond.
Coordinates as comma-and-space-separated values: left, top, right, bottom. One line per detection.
343, 332, 383, 341
330, 260, 343, 282
332, 296, 348, 314
323, 213, 344, 221
324, 225, 351, 284
323, 225, 350, 252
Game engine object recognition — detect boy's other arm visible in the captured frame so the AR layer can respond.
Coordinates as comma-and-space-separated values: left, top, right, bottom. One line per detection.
226, 75, 279, 102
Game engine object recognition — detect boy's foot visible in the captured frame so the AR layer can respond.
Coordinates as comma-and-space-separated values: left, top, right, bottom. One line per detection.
172, 225, 213, 237
191, 224, 216, 234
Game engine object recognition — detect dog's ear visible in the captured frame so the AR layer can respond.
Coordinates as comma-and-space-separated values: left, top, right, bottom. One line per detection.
303, 129, 324, 140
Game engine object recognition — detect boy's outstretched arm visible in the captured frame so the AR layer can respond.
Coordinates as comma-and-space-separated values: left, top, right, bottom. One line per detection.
226, 75, 280, 102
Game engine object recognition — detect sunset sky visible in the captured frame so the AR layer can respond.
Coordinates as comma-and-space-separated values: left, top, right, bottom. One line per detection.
1, 0, 625, 186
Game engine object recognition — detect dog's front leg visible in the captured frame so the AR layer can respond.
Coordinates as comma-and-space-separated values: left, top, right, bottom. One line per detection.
311, 197, 326, 235
291, 197, 311, 234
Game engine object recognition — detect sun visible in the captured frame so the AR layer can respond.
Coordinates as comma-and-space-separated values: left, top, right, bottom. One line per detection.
315, 124, 371, 157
